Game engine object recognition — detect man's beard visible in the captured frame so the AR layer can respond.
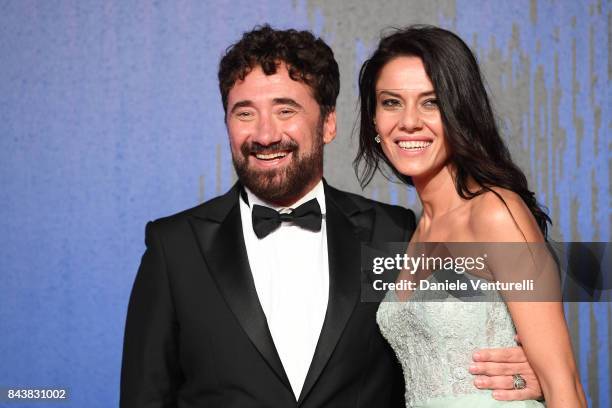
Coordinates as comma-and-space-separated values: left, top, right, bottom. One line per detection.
232, 128, 324, 204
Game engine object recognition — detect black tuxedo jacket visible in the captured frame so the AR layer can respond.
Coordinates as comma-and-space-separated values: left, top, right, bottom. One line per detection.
121, 182, 416, 407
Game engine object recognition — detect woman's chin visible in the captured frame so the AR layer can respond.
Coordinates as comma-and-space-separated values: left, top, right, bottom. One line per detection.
394, 166, 427, 179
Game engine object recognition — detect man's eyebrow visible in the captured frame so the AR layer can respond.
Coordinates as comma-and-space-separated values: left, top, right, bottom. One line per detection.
229, 100, 254, 114
273, 98, 303, 109
229, 98, 304, 114
376, 89, 436, 98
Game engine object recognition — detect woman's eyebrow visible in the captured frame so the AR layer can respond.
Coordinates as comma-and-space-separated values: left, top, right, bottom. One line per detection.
376, 89, 436, 98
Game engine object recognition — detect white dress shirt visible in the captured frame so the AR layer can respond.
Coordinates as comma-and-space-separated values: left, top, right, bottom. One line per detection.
239, 180, 329, 398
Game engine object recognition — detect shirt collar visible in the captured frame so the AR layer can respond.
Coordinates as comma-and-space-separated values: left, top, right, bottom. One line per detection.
244, 179, 326, 215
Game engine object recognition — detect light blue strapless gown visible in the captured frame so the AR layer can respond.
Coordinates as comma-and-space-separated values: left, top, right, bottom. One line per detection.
376, 272, 544, 408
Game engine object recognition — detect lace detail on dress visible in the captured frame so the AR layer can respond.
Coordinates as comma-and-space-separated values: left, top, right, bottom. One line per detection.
377, 273, 517, 407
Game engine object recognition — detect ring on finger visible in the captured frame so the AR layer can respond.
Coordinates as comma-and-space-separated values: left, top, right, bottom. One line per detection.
512, 374, 527, 390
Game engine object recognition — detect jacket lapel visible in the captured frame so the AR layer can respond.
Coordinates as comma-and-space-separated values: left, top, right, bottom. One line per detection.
188, 184, 292, 392
297, 183, 375, 405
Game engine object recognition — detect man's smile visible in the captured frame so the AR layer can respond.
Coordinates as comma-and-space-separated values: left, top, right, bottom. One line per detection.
250, 150, 293, 168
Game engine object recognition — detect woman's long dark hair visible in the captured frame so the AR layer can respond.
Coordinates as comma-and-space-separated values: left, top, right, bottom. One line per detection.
354, 25, 551, 236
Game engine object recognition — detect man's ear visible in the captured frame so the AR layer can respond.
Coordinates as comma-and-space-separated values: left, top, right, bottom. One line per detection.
322, 110, 337, 144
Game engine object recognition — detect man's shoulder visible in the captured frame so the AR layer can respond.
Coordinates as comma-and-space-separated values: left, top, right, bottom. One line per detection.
145, 186, 239, 234
325, 184, 416, 227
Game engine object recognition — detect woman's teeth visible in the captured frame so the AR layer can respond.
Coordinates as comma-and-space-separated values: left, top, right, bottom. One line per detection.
255, 152, 288, 160
398, 140, 432, 150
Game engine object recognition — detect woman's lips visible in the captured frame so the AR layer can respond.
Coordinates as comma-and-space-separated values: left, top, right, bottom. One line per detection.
397, 140, 433, 150
395, 138, 433, 153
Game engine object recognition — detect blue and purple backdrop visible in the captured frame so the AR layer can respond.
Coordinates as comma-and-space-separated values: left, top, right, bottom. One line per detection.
1, 1, 609, 407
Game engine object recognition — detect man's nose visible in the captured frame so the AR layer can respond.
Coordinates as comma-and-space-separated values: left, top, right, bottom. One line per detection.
252, 115, 282, 145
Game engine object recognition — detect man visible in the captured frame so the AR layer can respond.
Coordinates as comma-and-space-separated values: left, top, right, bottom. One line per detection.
121, 25, 542, 407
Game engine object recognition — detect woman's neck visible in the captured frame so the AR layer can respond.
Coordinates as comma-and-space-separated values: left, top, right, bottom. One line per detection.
413, 164, 470, 221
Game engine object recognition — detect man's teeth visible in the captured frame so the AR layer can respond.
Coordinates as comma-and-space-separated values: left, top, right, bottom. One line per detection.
255, 152, 288, 160
398, 140, 432, 150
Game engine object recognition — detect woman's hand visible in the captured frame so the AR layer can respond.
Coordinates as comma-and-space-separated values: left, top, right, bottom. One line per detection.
470, 339, 543, 401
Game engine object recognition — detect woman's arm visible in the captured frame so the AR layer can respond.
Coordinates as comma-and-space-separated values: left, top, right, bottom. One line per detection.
471, 189, 586, 407
506, 301, 585, 407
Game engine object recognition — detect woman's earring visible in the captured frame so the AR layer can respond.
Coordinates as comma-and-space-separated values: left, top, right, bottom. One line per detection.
374, 134, 381, 143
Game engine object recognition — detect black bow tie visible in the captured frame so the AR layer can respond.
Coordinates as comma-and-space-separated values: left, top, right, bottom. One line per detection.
251, 199, 322, 239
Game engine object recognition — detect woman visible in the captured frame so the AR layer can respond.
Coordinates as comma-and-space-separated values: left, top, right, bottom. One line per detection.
355, 25, 586, 407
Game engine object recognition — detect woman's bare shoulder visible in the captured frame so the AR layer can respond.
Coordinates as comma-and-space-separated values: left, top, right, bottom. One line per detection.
468, 187, 544, 242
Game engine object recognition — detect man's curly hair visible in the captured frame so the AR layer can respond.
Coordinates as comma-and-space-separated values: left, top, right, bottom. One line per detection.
218, 25, 340, 119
